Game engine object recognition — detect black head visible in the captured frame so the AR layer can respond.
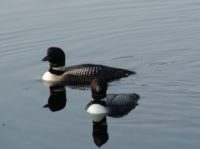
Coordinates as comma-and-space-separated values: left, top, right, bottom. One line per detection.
43, 86, 67, 112
90, 79, 108, 101
93, 117, 108, 147
42, 47, 65, 67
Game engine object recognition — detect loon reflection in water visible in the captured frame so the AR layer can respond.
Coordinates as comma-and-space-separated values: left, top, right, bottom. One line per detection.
42, 77, 140, 147
92, 117, 108, 147
86, 79, 139, 119
86, 79, 140, 147
86, 99, 139, 147
42, 80, 90, 112
43, 85, 67, 112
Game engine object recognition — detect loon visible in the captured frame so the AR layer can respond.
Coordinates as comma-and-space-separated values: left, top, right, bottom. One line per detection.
43, 85, 67, 112
42, 47, 135, 85
86, 79, 140, 121
92, 117, 108, 147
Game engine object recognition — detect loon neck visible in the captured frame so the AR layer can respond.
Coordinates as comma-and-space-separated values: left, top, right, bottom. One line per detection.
49, 66, 65, 75
91, 98, 106, 101
50, 86, 66, 92
91, 98, 106, 106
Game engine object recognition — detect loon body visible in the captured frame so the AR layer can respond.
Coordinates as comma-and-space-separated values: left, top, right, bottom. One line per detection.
105, 93, 139, 117
86, 79, 140, 120
42, 47, 135, 85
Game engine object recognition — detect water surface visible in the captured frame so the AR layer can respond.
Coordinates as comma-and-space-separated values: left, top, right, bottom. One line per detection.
0, 0, 200, 148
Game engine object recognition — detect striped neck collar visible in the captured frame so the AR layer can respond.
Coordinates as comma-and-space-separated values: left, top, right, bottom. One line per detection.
49, 66, 65, 75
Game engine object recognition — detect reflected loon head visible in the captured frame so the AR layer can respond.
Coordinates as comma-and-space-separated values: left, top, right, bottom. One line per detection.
88, 79, 140, 118
43, 86, 67, 112
90, 79, 108, 101
86, 79, 108, 122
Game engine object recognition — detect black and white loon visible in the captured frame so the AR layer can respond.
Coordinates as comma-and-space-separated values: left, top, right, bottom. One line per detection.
86, 79, 140, 121
42, 47, 135, 85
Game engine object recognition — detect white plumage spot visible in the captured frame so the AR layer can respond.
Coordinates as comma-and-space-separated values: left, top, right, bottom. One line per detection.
76, 69, 80, 75
80, 69, 84, 76
83, 68, 87, 76
73, 69, 76, 75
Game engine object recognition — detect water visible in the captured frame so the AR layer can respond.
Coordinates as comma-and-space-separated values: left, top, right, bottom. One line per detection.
0, 0, 200, 148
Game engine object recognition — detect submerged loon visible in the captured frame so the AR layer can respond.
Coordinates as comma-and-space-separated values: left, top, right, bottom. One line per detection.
42, 47, 135, 85
86, 79, 140, 121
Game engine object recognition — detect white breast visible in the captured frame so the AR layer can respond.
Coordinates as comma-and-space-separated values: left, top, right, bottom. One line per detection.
42, 71, 62, 82
86, 104, 108, 122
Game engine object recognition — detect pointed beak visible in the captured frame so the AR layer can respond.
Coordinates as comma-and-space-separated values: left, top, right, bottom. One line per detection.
42, 56, 48, 61
43, 104, 49, 108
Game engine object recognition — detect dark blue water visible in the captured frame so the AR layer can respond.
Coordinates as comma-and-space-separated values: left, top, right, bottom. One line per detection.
0, 0, 200, 148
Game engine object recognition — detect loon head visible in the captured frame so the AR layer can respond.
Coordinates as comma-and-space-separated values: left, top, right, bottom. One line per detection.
90, 79, 108, 101
43, 86, 67, 112
42, 47, 66, 79
86, 79, 108, 122
42, 47, 66, 68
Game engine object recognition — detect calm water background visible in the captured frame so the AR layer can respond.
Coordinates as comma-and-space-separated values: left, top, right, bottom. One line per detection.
0, 0, 200, 148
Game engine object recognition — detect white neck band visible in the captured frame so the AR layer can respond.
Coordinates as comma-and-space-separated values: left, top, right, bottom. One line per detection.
52, 66, 65, 71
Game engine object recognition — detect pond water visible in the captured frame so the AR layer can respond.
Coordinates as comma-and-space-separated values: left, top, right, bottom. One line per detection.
0, 0, 200, 148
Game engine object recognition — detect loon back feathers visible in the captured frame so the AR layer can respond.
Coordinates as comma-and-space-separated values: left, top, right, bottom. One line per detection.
64, 64, 135, 81
106, 93, 139, 107
105, 93, 139, 118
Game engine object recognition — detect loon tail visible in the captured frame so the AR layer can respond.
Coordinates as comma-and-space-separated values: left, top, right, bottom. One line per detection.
114, 68, 136, 78
130, 93, 140, 101
125, 69, 136, 76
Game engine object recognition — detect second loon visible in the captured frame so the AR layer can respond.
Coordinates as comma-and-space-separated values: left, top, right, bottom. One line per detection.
86, 79, 140, 121
42, 47, 135, 85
